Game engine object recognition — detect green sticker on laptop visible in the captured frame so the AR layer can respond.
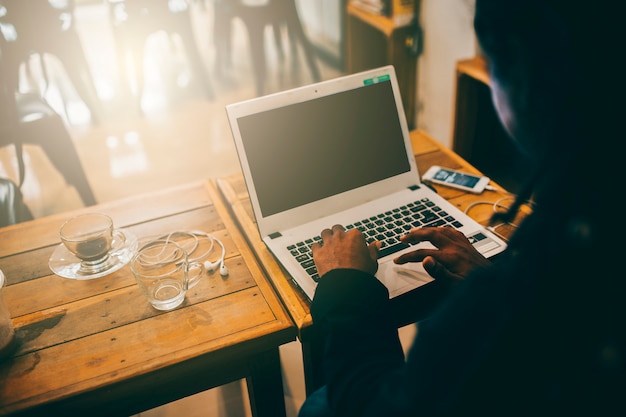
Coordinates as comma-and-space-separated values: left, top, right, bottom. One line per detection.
364, 74, 391, 85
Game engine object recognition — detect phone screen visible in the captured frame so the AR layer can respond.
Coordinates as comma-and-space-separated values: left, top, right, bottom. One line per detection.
433, 169, 480, 188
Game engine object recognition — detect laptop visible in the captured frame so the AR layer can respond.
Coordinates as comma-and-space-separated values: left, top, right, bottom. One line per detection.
226, 65, 506, 301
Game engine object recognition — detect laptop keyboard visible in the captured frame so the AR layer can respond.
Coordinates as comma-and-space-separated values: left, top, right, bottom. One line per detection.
286, 197, 470, 283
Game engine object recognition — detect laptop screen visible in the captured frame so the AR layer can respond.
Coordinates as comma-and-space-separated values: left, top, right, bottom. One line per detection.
235, 80, 411, 217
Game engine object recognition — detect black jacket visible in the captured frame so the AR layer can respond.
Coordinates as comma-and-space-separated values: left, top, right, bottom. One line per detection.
311, 195, 625, 416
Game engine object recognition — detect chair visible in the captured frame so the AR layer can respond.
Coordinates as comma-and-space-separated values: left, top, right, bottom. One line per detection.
0, 0, 103, 124
1, 56, 97, 207
0, 176, 33, 227
107, 0, 214, 113
214, 0, 321, 96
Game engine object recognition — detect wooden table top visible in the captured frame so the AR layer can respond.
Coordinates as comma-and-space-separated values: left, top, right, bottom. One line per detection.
0, 180, 295, 416
216, 129, 530, 340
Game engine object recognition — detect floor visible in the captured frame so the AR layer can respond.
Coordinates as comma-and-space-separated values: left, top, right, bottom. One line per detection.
0, 2, 417, 416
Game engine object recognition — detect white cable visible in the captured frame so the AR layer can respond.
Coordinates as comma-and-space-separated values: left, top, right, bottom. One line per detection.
143, 230, 228, 277
188, 230, 229, 277
157, 231, 200, 256
464, 195, 534, 242
137, 231, 195, 266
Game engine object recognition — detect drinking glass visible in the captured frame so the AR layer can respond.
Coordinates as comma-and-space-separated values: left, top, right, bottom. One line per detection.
131, 240, 205, 311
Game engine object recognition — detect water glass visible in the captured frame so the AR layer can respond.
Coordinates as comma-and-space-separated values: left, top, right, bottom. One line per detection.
131, 240, 205, 311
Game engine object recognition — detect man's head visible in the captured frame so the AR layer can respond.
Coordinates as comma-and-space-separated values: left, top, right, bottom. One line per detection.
474, 0, 619, 160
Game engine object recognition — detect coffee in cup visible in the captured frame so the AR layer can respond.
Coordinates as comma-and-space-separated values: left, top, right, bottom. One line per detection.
59, 213, 126, 274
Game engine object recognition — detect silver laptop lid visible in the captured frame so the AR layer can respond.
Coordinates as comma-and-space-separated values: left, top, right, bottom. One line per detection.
226, 65, 420, 238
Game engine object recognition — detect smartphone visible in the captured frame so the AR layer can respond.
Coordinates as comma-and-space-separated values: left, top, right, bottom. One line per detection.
422, 165, 490, 194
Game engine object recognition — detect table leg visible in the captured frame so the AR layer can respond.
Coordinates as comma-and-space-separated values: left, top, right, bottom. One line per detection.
246, 347, 287, 417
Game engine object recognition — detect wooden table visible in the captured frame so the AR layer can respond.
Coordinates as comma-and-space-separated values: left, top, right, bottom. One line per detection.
216, 129, 530, 394
0, 181, 296, 416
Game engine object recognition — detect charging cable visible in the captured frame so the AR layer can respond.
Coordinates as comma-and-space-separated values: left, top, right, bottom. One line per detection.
464, 196, 534, 242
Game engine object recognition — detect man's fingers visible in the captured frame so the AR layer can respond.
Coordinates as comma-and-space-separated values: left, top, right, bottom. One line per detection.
394, 247, 439, 264
320, 227, 333, 240
368, 241, 381, 261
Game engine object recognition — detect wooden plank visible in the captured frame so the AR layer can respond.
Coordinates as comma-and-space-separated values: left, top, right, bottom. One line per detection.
347, 2, 410, 37
216, 179, 313, 335
0, 225, 232, 288
2, 206, 237, 313
0, 204, 227, 276
410, 129, 440, 156
218, 173, 247, 204
205, 181, 294, 329
456, 56, 490, 86
10, 254, 258, 355
0, 182, 211, 257
0, 288, 284, 413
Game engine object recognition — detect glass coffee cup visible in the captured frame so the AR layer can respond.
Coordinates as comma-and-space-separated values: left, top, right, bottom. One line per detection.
59, 213, 126, 274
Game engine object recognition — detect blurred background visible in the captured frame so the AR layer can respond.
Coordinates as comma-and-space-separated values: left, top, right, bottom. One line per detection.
1, 0, 478, 220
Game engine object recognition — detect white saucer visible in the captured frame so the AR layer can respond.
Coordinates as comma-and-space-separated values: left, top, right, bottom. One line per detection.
49, 230, 138, 280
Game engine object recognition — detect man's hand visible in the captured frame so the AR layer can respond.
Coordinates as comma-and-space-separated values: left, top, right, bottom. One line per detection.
394, 227, 491, 284
312, 224, 379, 277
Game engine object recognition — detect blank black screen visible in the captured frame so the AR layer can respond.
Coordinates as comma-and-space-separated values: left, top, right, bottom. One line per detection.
237, 80, 411, 217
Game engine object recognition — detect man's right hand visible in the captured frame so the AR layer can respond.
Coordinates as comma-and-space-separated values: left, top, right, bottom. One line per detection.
394, 226, 491, 284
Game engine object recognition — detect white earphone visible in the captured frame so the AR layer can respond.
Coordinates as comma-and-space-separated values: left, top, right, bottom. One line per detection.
189, 230, 228, 277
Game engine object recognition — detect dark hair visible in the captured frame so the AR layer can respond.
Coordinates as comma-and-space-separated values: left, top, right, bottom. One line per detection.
475, 0, 621, 137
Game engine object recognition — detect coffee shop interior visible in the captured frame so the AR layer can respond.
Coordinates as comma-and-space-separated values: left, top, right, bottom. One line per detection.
1, 0, 498, 416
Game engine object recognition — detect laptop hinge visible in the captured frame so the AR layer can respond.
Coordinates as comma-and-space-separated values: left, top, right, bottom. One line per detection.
269, 232, 282, 239
408, 185, 420, 191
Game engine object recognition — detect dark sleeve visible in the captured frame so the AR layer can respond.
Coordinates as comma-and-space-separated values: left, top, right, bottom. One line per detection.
311, 266, 513, 417
310, 268, 407, 415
